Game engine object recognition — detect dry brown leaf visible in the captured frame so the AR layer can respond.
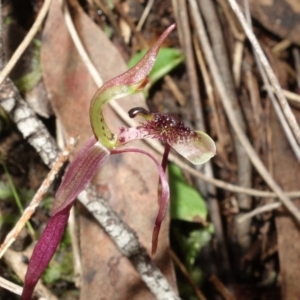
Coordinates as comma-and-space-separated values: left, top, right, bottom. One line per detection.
240, 0, 300, 45
41, 0, 177, 299
271, 106, 300, 299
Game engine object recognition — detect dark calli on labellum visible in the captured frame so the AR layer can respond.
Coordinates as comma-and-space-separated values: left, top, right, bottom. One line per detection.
21, 24, 216, 300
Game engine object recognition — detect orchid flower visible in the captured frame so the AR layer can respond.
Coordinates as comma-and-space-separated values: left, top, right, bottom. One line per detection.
21, 24, 216, 300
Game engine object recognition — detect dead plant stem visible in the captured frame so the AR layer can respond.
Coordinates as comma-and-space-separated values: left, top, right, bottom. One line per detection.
189, 0, 300, 223
227, 0, 300, 146
198, 0, 252, 251
0, 0, 52, 86
0, 137, 77, 258
136, 0, 155, 31
209, 274, 236, 300
0, 0, 3, 70
0, 276, 23, 296
169, 249, 207, 300
238, 202, 282, 223
242, 0, 300, 163
4, 248, 57, 299
176, 0, 232, 281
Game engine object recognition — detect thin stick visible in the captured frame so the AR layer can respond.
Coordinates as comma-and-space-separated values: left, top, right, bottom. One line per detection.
209, 274, 236, 300
237, 202, 282, 223
177, 0, 205, 129
177, 0, 232, 280
259, 86, 300, 104
0, 276, 23, 296
4, 248, 57, 300
292, 47, 300, 89
189, 0, 300, 223
216, 0, 244, 41
169, 249, 207, 300
93, 0, 120, 33
60, 0, 103, 87
0, 0, 52, 86
197, 0, 252, 217
193, 34, 226, 150
137, 0, 155, 31
232, 39, 244, 86
164, 74, 186, 106
144, 136, 300, 198
115, 2, 148, 47
0, 0, 4, 70
68, 206, 82, 288
226, 0, 300, 146
282, 89, 300, 104
272, 39, 291, 54
0, 137, 77, 258
242, 0, 300, 163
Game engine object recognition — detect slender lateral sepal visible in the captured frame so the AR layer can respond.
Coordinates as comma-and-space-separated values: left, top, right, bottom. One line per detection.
21, 205, 71, 300
111, 146, 170, 255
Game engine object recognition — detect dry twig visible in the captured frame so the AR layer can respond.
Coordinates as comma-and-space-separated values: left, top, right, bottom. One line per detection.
3, 248, 57, 300
136, 0, 155, 31
227, 0, 300, 146
242, 0, 300, 163
237, 202, 282, 223
292, 47, 300, 89
68, 206, 82, 287
197, 0, 252, 250
189, 0, 300, 223
0, 0, 52, 85
209, 274, 236, 300
0, 276, 23, 296
175, 0, 231, 281
169, 249, 207, 300
0, 137, 77, 258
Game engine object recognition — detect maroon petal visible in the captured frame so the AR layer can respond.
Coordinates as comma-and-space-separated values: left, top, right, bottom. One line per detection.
51, 136, 109, 215
22, 137, 110, 299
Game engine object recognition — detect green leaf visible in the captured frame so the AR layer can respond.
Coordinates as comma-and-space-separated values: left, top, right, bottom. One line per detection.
43, 264, 61, 284
14, 39, 42, 93
128, 47, 184, 87
185, 226, 214, 267
0, 181, 14, 199
169, 163, 207, 222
